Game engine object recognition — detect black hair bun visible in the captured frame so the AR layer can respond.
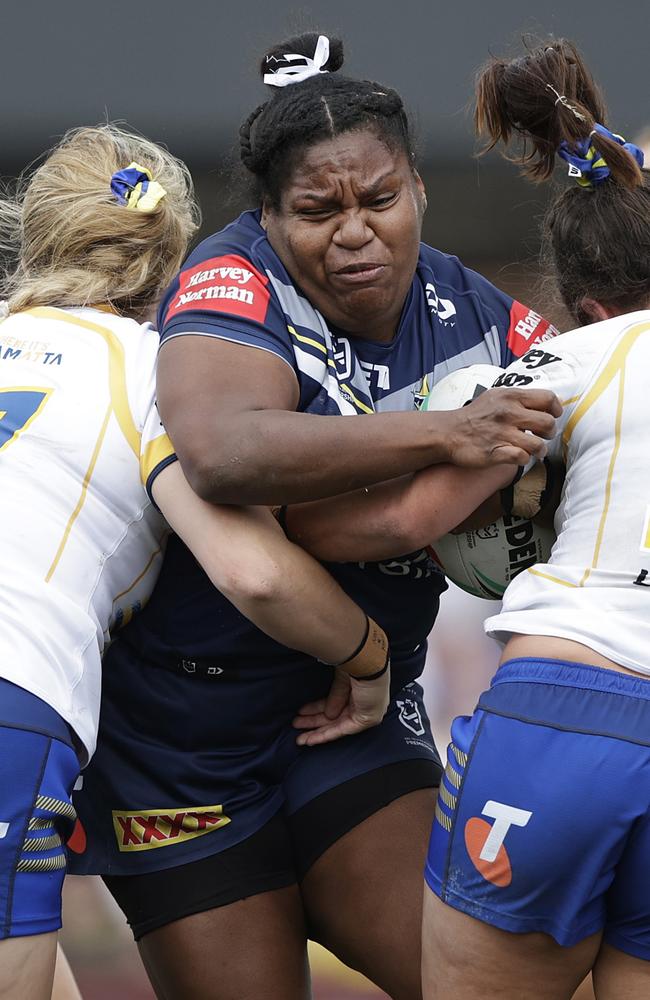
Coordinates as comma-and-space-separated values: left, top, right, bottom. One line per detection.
259, 32, 344, 80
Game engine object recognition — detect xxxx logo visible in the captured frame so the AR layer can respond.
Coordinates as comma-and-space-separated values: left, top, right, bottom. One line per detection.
464, 800, 532, 887
113, 804, 231, 852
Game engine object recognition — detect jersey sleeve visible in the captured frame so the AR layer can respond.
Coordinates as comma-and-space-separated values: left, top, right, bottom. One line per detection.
463, 267, 559, 363
436, 255, 560, 364
157, 253, 296, 370
493, 343, 584, 465
122, 320, 178, 503
139, 399, 177, 503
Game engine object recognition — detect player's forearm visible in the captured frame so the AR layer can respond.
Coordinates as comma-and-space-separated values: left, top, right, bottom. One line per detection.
221, 544, 369, 664
154, 466, 370, 663
286, 463, 515, 562
182, 409, 457, 505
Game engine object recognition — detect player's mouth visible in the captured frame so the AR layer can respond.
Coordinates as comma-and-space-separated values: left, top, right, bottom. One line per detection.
332, 262, 387, 285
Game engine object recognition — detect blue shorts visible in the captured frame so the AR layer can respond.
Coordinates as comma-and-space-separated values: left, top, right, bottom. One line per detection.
425, 657, 650, 960
0, 680, 79, 939
69, 639, 441, 879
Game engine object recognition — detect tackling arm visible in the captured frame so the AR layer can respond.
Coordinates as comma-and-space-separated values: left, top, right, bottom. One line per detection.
284, 461, 516, 563
152, 461, 374, 665
157, 335, 561, 505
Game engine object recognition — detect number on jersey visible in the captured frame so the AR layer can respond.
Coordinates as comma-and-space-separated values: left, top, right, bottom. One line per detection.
0, 388, 51, 453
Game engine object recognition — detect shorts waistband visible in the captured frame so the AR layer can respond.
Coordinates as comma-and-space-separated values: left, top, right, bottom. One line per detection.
0, 678, 75, 749
478, 657, 650, 747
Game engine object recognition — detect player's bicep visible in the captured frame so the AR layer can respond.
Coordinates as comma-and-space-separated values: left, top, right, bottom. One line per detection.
157, 334, 300, 463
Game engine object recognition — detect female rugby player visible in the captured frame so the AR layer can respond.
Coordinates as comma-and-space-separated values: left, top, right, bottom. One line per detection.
0, 124, 402, 1000
70, 34, 560, 1000
421, 39, 650, 1000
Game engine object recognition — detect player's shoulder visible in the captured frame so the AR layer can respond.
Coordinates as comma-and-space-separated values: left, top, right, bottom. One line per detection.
546, 309, 650, 362
417, 243, 507, 303
62, 307, 157, 358
183, 210, 266, 272
160, 211, 281, 331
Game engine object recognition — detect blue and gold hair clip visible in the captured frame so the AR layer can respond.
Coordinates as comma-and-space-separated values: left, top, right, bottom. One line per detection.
110, 162, 167, 212
558, 123, 645, 189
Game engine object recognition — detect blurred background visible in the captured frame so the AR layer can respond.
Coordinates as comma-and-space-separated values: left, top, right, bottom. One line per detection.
3, 0, 645, 995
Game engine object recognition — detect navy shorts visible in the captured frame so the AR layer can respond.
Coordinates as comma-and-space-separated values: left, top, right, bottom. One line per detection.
69, 639, 441, 881
0, 680, 79, 939
425, 658, 650, 960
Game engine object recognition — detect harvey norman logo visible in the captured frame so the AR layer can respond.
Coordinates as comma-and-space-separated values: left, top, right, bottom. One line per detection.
166, 254, 270, 323
178, 263, 255, 307
113, 804, 230, 852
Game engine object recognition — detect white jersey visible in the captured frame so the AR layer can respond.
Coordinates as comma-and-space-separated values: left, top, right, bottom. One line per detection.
0, 306, 174, 759
486, 310, 650, 676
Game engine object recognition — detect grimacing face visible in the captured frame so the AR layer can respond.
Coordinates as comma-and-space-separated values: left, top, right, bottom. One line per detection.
262, 129, 426, 343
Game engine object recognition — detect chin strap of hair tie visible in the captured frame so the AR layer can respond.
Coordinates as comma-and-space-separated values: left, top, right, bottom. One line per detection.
110, 162, 167, 212
557, 122, 645, 188
263, 34, 330, 87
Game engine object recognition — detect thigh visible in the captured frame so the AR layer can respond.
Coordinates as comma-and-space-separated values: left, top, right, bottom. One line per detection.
422, 886, 600, 1000
0, 931, 58, 1000
592, 942, 650, 1000
286, 680, 442, 878
603, 802, 650, 961
103, 814, 297, 939
301, 788, 436, 1000
138, 885, 309, 1000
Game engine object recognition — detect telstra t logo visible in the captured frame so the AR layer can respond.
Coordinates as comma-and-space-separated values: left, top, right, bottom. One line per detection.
464, 800, 532, 887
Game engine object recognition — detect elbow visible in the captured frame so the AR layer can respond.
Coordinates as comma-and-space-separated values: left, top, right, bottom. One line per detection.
180, 444, 248, 504
381, 499, 433, 555
217, 561, 286, 607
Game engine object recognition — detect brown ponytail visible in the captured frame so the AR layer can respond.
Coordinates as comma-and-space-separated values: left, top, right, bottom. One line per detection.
474, 39, 650, 322
475, 39, 643, 190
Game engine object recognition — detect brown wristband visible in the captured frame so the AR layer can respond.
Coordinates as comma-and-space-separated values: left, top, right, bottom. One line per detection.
337, 616, 390, 680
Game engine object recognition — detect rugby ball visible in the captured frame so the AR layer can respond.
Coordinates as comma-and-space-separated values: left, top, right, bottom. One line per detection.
428, 515, 555, 600
422, 364, 556, 600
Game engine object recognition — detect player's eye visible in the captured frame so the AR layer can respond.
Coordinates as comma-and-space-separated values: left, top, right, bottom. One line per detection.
369, 193, 398, 208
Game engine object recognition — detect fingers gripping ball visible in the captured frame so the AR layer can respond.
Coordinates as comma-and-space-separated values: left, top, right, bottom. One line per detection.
422, 365, 556, 599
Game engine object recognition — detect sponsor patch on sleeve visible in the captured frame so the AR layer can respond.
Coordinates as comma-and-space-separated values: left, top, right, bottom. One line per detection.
164, 254, 270, 326
506, 302, 559, 357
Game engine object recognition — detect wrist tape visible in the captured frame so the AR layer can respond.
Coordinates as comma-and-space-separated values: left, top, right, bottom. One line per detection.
337, 616, 390, 680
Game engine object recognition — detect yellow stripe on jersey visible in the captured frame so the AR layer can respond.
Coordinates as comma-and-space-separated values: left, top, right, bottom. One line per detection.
287, 324, 328, 356
528, 567, 578, 588
140, 433, 175, 487
45, 402, 112, 583
27, 308, 140, 457
579, 367, 625, 586
557, 318, 650, 587
562, 319, 650, 447
641, 506, 650, 555
340, 383, 373, 414
111, 543, 165, 627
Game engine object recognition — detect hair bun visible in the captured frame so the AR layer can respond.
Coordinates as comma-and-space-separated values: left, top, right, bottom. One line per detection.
259, 32, 344, 80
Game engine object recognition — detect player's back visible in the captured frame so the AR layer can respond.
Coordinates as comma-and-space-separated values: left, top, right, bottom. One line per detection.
0, 306, 169, 757
487, 310, 650, 673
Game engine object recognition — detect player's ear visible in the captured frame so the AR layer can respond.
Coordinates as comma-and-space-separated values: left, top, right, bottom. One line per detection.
260, 201, 270, 230
412, 170, 427, 214
577, 297, 619, 323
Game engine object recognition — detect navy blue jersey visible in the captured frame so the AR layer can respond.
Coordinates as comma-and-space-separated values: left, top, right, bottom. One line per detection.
120, 211, 556, 688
